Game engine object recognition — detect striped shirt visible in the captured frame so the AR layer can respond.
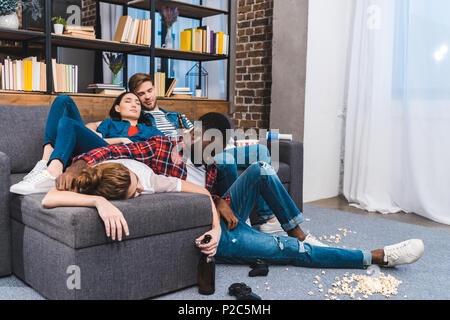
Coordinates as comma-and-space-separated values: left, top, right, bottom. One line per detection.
147, 110, 194, 138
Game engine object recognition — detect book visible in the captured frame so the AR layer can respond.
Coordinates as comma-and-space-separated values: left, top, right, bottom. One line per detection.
114, 16, 132, 42
165, 78, 177, 97
180, 30, 191, 51
66, 25, 94, 32
0, 63, 3, 89
87, 83, 125, 89
24, 60, 32, 92
195, 29, 202, 52
52, 59, 58, 92
216, 31, 224, 55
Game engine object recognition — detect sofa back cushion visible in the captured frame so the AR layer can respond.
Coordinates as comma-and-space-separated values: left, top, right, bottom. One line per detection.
0, 105, 50, 173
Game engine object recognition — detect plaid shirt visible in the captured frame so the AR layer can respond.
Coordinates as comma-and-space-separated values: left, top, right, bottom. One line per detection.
73, 135, 230, 203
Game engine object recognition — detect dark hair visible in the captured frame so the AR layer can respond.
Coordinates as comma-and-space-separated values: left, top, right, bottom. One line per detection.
198, 112, 232, 147
128, 73, 154, 93
109, 91, 152, 126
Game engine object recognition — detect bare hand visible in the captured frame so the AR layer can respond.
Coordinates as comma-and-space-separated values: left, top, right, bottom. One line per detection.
121, 138, 133, 144
55, 171, 79, 191
195, 227, 221, 257
216, 198, 239, 231
96, 198, 130, 241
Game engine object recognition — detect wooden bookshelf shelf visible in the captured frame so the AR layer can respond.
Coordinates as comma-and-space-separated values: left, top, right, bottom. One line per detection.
0, 28, 45, 42
155, 47, 227, 61
102, 0, 228, 19
50, 34, 150, 55
47, 34, 227, 61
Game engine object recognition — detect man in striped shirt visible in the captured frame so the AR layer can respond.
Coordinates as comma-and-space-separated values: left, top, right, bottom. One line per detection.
128, 73, 194, 138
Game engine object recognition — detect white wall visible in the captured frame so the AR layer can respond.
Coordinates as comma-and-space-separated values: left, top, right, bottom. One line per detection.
303, 0, 354, 202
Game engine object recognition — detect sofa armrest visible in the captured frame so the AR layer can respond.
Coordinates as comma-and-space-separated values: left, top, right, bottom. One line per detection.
0, 151, 12, 276
268, 140, 303, 212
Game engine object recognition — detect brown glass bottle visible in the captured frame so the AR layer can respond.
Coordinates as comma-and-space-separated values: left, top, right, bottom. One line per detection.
197, 235, 215, 295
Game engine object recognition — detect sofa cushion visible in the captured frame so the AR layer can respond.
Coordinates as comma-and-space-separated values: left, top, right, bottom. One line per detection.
0, 105, 50, 174
238, 161, 290, 183
10, 192, 212, 249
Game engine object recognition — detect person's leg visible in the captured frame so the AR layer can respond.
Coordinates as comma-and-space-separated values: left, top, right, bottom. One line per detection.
223, 161, 306, 240
43, 95, 84, 157
10, 96, 87, 192
216, 222, 424, 269
215, 145, 276, 223
47, 117, 109, 174
10, 117, 109, 195
215, 221, 368, 269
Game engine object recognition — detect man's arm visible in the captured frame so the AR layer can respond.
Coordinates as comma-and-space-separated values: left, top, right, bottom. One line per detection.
55, 159, 87, 191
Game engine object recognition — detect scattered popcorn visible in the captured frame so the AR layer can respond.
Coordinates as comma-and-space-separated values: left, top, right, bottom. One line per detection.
314, 275, 321, 281
318, 284, 323, 289
308, 291, 314, 296
321, 271, 326, 275
325, 272, 402, 300
305, 218, 311, 222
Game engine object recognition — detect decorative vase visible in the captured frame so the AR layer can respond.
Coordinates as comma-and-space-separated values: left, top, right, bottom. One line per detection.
54, 23, 64, 34
0, 12, 19, 29
164, 26, 174, 49
112, 74, 120, 85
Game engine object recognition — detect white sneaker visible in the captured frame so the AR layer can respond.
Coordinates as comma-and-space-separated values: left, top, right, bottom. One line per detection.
383, 239, 424, 267
303, 234, 328, 247
259, 219, 284, 234
10, 169, 56, 195
22, 160, 48, 181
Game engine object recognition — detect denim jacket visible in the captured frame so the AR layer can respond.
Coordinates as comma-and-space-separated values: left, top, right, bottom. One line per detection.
143, 107, 193, 130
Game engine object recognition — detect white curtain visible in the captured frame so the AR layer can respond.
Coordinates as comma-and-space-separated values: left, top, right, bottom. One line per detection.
343, 0, 450, 224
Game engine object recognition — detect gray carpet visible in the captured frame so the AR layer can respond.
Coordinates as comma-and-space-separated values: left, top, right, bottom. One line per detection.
1, 204, 449, 300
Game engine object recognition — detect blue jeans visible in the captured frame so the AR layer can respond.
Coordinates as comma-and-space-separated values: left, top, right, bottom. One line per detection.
214, 144, 275, 222
215, 162, 371, 269
44, 95, 108, 168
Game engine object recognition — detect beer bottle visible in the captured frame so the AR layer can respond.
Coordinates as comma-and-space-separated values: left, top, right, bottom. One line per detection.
197, 234, 215, 295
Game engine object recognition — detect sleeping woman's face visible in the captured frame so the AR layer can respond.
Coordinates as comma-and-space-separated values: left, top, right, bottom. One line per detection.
114, 93, 142, 122
126, 169, 144, 199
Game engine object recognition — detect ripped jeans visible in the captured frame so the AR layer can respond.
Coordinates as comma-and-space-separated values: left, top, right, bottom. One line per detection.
215, 162, 371, 269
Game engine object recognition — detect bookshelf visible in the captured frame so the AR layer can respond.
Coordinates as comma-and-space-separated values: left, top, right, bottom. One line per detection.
0, 0, 232, 105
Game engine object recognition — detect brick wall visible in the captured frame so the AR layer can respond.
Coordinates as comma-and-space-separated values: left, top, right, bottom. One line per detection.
231, 0, 273, 131
81, 0, 97, 26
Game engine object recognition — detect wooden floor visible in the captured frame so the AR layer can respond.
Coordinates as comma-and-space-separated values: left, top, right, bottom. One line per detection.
306, 195, 450, 232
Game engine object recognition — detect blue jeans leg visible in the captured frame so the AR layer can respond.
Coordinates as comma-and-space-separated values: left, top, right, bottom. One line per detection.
44, 95, 84, 147
215, 144, 275, 221
49, 117, 108, 168
224, 161, 303, 231
215, 221, 366, 269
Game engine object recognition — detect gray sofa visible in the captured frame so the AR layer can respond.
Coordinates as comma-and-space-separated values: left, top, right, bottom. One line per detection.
0, 104, 303, 299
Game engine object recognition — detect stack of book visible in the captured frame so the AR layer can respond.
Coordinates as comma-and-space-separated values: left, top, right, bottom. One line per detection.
180, 27, 229, 55
64, 25, 96, 39
52, 59, 78, 93
153, 73, 178, 98
171, 87, 193, 99
114, 16, 151, 45
87, 83, 126, 96
1, 57, 47, 92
